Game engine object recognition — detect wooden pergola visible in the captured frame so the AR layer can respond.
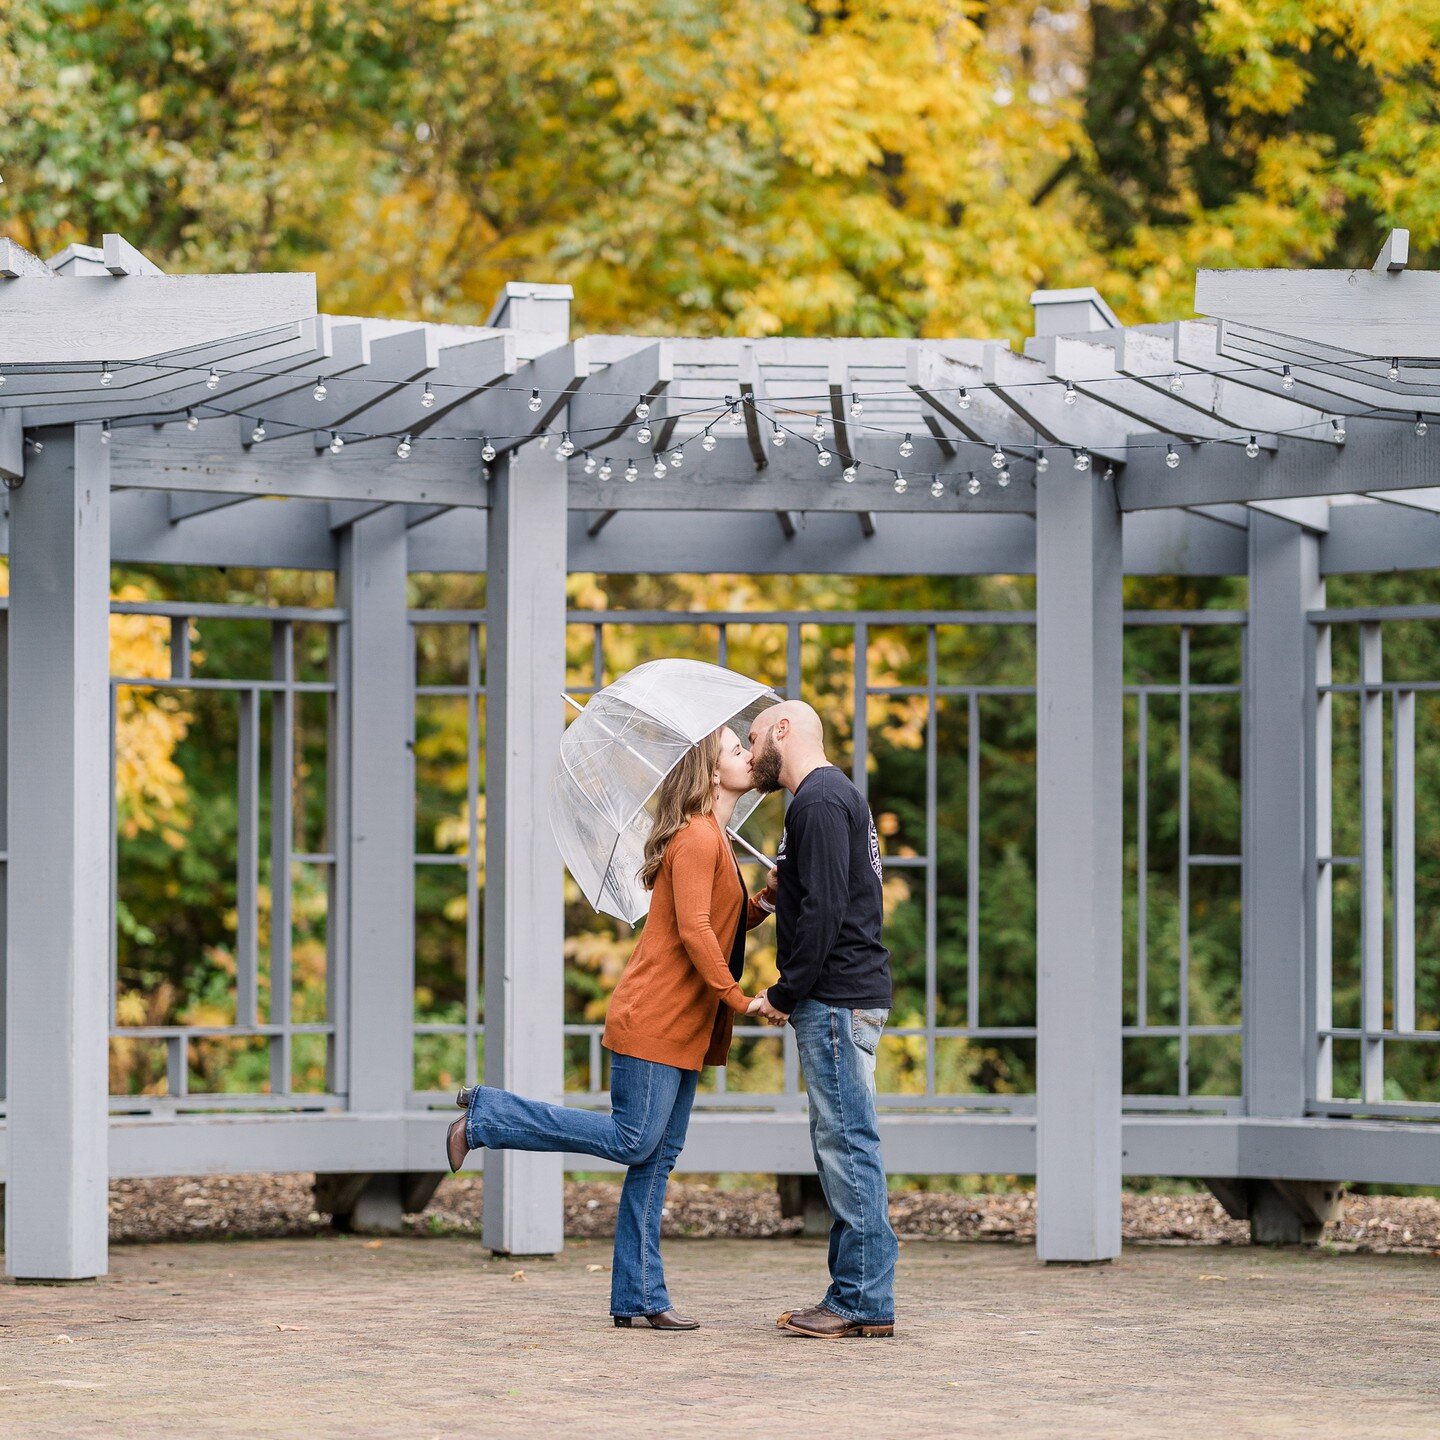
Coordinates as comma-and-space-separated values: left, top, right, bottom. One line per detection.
2, 229, 1438, 1280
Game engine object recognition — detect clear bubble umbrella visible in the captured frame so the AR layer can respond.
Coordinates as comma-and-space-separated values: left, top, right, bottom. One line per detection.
549, 658, 779, 923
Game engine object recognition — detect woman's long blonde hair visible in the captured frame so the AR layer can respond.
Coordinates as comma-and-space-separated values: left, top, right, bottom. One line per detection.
639, 728, 724, 891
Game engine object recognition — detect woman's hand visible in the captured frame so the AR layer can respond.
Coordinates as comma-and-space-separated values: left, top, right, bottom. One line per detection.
762, 867, 778, 902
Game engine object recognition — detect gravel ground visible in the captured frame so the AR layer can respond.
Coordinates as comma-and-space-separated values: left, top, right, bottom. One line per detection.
91, 1174, 1440, 1254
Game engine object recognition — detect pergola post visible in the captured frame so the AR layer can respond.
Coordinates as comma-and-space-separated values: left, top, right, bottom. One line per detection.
482, 443, 567, 1255
4, 424, 112, 1280
1034, 465, 1124, 1264
336, 509, 413, 1112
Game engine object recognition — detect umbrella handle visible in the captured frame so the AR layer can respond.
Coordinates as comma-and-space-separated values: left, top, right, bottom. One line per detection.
564, 693, 775, 867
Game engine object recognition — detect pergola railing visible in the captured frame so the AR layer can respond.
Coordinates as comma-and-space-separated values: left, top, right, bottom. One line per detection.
3, 228, 1440, 1281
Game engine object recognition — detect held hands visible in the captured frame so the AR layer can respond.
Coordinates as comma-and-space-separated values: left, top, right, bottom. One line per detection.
746, 989, 789, 1026
762, 867, 778, 903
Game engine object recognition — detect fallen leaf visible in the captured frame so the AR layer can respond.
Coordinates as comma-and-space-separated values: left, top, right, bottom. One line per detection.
52, 1335, 74, 1345
510, 1269, 527, 1282
275, 1324, 306, 1332
585, 1264, 605, 1273
364, 1240, 383, 1250
1198, 1275, 1226, 1282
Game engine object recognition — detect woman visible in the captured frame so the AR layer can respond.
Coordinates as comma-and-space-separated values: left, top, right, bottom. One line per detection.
444, 724, 773, 1330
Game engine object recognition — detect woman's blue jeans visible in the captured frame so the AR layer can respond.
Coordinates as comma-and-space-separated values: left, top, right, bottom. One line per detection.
464, 1051, 698, 1318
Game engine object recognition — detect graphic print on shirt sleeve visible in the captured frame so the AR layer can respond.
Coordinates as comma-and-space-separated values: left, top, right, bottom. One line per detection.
868, 817, 882, 880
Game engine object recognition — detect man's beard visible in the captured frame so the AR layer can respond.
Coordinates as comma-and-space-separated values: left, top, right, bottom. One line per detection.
750, 735, 783, 793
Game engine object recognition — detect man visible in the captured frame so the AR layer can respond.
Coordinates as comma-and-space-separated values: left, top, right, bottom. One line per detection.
745, 700, 898, 1339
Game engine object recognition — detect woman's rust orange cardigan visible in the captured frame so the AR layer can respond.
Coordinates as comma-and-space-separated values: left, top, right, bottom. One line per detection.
603, 812, 769, 1072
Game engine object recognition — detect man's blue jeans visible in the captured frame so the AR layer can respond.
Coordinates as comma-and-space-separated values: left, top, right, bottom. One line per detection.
791, 998, 898, 1323
464, 1051, 698, 1318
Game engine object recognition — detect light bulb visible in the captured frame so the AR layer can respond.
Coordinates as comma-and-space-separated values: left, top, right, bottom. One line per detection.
1063, 380, 1077, 406
849, 394, 863, 418
100, 421, 112, 445
1416, 415, 1429, 438
930, 477, 945, 498
817, 448, 832, 468
701, 429, 716, 452
0, 373, 7, 388
842, 464, 857, 483
771, 424, 786, 447
991, 446, 1005, 470
539, 432, 551, 449
624, 461, 638, 483
396, 435, 412, 459
1036, 452, 1049, 474
727, 404, 743, 428
599, 459, 613, 481
558, 432, 575, 458
899, 433, 914, 459
635, 399, 651, 421
1281, 364, 1294, 391
636, 424, 652, 444
28, 438, 42, 453
893, 472, 907, 494
967, 473, 981, 496
1388, 358, 1401, 382
313, 378, 328, 402
251, 421, 266, 443
528, 388, 542, 412
206, 368, 221, 390
1166, 444, 1180, 470
186, 409, 199, 432
958, 388, 971, 410
100, 361, 114, 387
652, 459, 667, 479
583, 453, 598, 475
329, 432, 344, 454
997, 467, 1011, 488
481, 439, 496, 462
421, 383, 436, 409
669, 448, 683, 469
1073, 449, 1091, 472
1169, 373, 1183, 393
1331, 419, 1346, 443
1245, 435, 1260, 458
811, 415, 825, 442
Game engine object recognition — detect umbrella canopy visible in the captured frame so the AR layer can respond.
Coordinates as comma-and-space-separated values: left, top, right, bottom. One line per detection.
549, 659, 779, 923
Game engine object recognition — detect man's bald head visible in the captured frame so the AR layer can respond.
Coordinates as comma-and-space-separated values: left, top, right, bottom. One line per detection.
747, 700, 828, 794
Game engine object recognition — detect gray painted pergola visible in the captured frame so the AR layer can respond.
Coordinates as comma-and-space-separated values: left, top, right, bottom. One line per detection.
2, 230, 1439, 1281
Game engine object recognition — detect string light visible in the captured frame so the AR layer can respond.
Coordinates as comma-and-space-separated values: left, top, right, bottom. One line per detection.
1245, 435, 1260, 458
1388, 358, 1401, 383
701, 427, 717, 452
583, 453, 598, 475
1063, 380, 1077, 406
669, 448, 684, 469
899, 433, 914, 459
842, 463, 857, 483
1166, 443, 1180, 469
997, 467, 1011, 488
100, 420, 112, 445
539, 432, 551, 449
1331, 419, 1345, 443
727, 397, 743, 427
817, 448, 832, 468
771, 422, 786, 447
849, 394, 863, 418
636, 423, 652, 444
1073, 449, 1091, 472
893, 471, 907, 494
991, 445, 1006, 470
26, 436, 42, 453
100, 361, 113, 386
811, 415, 825, 442
966, 473, 981, 496
1169, 373, 1184, 393
957, 388, 971, 410
558, 432, 575, 458
185, 408, 199, 432
635, 399, 651, 421
0, 373, 6, 388
624, 460, 638, 483
421, 382, 436, 409
1281, 364, 1294, 391
481, 438, 496, 462
1416, 414, 1429, 438
206, 368, 220, 390
396, 434, 412, 459
329, 432, 344, 454
251, 420, 266, 443
651, 459, 667, 479
930, 476, 945, 498
599, 458, 613, 481
1035, 452, 1049, 474
313, 377, 328, 402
